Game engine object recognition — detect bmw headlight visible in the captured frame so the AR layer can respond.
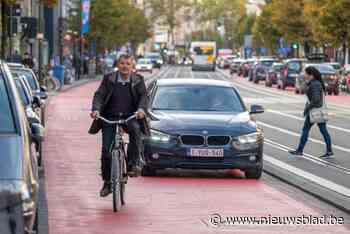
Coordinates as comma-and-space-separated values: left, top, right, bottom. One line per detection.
157, 59, 163, 64
232, 132, 262, 150
150, 129, 171, 142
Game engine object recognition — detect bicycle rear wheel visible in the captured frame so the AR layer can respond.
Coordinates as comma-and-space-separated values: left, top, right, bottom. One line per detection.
120, 152, 127, 205
111, 150, 122, 212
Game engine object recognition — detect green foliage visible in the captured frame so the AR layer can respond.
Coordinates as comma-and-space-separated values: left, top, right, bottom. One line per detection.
149, 0, 191, 43
252, 3, 281, 53
68, 0, 151, 52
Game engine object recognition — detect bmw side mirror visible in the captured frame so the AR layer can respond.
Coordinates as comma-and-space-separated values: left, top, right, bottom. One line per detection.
250, 104, 264, 115
31, 123, 45, 142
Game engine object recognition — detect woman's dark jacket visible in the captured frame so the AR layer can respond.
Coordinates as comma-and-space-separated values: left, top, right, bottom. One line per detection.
303, 79, 324, 116
88, 71, 150, 135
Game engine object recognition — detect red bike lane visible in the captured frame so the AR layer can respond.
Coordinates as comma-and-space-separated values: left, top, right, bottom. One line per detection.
43, 81, 349, 234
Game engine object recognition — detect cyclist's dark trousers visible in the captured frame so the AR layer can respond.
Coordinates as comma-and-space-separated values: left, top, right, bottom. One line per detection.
101, 119, 142, 181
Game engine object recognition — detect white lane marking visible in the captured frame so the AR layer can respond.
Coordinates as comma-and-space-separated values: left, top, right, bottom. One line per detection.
174, 66, 181, 78
244, 97, 304, 104
189, 67, 194, 79
264, 154, 350, 197
258, 121, 350, 154
267, 109, 350, 134
265, 138, 350, 175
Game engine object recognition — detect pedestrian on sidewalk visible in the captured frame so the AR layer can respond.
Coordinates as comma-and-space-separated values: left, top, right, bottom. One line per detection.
289, 66, 334, 158
22, 52, 35, 69
89, 54, 149, 197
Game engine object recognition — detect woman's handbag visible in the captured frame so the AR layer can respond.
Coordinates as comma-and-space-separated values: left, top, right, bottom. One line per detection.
309, 94, 329, 123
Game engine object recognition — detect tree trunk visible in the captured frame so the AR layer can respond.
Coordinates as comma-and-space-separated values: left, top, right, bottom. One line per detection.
343, 42, 347, 65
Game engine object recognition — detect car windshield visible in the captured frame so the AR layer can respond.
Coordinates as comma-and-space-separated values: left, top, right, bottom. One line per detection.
261, 61, 275, 67
12, 70, 39, 91
273, 65, 283, 71
313, 65, 336, 74
138, 59, 151, 64
330, 64, 341, 70
14, 79, 30, 106
152, 85, 245, 112
288, 61, 303, 72
0, 74, 16, 133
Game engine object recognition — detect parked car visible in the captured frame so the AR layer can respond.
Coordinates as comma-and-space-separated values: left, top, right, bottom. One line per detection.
295, 63, 340, 95
248, 61, 259, 82
265, 62, 284, 87
217, 55, 235, 69
143, 78, 265, 179
145, 52, 163, 69
277, 58, 307, 90
0, 61, 43, 234
239, 59, 255, 77
13, 74, 44, 166
230, 59, 245, 74
8, 66, 48, 126
340, 69, 350, 93
325, 62, 343, 76
135, 58, 153, 73
252, 59, 278, 84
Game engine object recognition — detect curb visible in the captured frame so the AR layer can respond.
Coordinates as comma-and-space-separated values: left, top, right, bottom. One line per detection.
263, 161, 350, 214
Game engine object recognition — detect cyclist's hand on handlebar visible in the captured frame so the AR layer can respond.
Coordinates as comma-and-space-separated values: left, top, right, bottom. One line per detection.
136, 110, 145, 120
90, 111, 99, 119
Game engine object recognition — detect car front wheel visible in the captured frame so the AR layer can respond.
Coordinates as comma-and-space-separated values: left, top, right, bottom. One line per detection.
245, 166, 263, 179
141, 166, 157, 177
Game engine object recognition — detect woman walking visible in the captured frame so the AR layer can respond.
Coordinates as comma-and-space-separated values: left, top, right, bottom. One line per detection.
289, 66, 333, 158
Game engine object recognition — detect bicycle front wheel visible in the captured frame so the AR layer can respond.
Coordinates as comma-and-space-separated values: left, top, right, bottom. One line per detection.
111, 150, 122, 212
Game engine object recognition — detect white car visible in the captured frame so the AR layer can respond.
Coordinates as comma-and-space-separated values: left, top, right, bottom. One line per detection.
136, 58, 153, 73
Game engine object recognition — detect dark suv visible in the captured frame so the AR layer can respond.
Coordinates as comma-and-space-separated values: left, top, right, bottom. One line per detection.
0, 61, 43, 233
277, 59, 307, 90
252, 59, 277, 84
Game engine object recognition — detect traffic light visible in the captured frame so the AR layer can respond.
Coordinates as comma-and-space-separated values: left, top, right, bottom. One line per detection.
292, 43, 299, 49
20, 17, 37, 39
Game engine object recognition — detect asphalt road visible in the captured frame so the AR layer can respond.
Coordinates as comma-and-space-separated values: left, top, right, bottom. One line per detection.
154, 66, 350, 212
38, 66, 350, 234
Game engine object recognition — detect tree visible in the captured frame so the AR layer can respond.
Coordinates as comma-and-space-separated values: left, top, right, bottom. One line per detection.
270, 0, 311, 44
316, 0, 350, 64
69, 0, 150, 53
149, 0, 190, 47
252, 3, 282, 54
195, 0, 246, 48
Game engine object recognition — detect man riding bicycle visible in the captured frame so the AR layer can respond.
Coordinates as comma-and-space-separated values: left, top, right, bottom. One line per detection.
89, 54, 149, 197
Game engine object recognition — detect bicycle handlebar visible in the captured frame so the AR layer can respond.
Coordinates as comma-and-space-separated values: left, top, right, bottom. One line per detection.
97, 114, 137, 125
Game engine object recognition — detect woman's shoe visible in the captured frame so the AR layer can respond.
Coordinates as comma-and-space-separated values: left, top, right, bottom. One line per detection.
288, 150, 303, 156
320, 152, 334, 158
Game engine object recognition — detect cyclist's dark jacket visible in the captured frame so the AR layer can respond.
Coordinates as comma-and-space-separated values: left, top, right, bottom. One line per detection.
88, 71, 149, 135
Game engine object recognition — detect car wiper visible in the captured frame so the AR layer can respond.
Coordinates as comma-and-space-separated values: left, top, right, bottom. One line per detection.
152, 108, 178, 111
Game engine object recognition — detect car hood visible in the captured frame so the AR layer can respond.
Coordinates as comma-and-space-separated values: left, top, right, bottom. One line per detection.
0, 135, 23, 180
150, 111, 257, 136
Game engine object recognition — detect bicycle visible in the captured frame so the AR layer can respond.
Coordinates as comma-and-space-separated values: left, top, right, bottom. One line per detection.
97, 114, 137, 212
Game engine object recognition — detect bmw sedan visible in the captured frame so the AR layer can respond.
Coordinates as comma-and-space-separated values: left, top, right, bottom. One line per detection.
143, 78, 265, 179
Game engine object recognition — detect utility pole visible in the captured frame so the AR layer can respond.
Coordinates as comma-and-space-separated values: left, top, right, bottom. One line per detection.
79, 0, 83, 80
1, 0, 7, 59
38, 1, 43, 85
9, 4, 12, 60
